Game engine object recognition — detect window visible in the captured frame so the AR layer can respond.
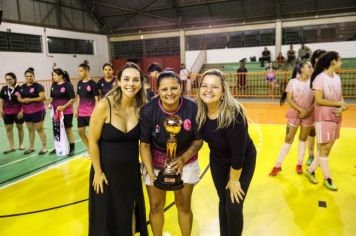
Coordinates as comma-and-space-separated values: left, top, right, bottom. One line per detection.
47, 37, 94, 54
0, 32, 42, 52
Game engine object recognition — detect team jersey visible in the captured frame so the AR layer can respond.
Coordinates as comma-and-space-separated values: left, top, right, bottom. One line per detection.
19, 82, 45, 114
0, 85, 22, 115
50, 82, 75, 115
77, 79, 99, 117
97, 77, 116, 98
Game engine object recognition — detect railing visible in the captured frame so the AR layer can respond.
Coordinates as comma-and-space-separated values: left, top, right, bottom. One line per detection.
1, 71, 355, 98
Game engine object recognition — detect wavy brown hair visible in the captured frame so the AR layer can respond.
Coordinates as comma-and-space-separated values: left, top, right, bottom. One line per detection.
196, 69, 245, 130
106, 62, 146, 113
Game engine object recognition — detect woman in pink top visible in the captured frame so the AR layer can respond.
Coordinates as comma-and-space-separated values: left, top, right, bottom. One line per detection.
305, 51, 347, 191
269, 61, 314, 176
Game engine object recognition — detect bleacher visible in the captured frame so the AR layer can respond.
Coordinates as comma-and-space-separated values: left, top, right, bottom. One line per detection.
197, 58, 356, 97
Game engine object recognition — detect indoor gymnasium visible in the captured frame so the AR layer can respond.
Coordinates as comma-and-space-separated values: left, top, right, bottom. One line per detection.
0, 1, 356, 236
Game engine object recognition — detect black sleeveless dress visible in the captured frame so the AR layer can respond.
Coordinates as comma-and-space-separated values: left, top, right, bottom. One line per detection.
89, 99, 148, 236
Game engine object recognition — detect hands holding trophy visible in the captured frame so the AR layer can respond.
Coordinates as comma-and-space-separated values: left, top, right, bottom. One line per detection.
154, 115, 184, 191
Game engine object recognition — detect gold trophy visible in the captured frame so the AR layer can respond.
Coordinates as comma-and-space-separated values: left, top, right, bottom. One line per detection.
154, 115, 184, 191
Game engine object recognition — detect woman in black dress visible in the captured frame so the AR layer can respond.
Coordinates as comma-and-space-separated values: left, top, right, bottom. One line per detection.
88, 62, 148, 236
196, 69, 256, 236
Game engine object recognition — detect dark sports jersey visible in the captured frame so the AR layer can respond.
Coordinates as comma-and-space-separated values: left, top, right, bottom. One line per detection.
0, 85, 22, 115
140, 97, 201, 169
50, 82, 75, 114
77, 79, 99, 117
19, 82, 45, 114
200, 112, 255, 170
97, 77, 116, 98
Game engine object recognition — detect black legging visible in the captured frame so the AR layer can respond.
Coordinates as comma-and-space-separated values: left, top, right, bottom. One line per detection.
210, 145, 256, 236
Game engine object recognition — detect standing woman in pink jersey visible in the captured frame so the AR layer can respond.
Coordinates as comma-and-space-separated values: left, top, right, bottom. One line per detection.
305, 51, 347, 191
269, 61, 314, 176
75, 61, 99, 148
17, 68, 48, 155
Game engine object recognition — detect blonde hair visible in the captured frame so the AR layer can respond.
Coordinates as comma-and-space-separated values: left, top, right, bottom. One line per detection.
196, 69, 245, 130
106, 62, 146, 114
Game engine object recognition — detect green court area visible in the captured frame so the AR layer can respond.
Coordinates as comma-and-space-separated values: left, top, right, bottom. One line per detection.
0, 113, 88, 186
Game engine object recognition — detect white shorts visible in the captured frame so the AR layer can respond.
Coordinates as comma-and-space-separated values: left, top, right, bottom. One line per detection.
143, 160, 200, 186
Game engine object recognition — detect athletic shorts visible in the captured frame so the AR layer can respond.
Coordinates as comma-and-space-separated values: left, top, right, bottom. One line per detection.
63, 114, 73, 129
143, 160, 200, 186
77, 116, 91, 128
3, 113, 24, 125
288, 116, 314, 127
315, 121, 341, 144
24, 110, 46, 123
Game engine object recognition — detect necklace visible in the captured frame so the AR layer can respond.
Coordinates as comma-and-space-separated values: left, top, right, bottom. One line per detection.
158, 98, 183, 116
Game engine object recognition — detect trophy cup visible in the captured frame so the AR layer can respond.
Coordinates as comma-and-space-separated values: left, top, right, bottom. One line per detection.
154, 115, 184, 191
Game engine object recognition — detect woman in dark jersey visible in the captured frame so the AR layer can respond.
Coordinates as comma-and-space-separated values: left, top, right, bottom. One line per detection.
49, 68, 76, 156
97, 63, 116, 98
0, 72, 25, 154
197, 69, 256, 236
88, 62, 147, 235
140, 70, 203, 236
75, 61, 99, 148
17, 68, 48, 155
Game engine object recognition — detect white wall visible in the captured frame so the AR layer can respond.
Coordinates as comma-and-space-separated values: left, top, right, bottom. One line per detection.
185, 50, 202, 70
186, 41, 356, 65
0, 22, 109, 82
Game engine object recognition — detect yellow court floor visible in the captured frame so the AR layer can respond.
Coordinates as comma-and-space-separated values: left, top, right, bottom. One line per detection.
0, 121, 356, 236
0, 104, 356, 236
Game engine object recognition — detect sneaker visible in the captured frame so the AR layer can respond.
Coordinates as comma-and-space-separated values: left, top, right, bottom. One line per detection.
306, 156, 314, 166
323, 178, 337, 191
304, 171, 318, 184
296, 165, 303, 175
269, 167, 281, 176
50, 149, 56, 154
67, 149, 75, 157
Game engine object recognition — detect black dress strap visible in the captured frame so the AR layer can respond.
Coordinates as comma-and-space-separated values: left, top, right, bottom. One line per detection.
105, 97, 112, 123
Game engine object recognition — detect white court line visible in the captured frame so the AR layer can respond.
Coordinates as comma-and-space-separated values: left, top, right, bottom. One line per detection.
0, 139, 82, 168
0, 152, 88, 190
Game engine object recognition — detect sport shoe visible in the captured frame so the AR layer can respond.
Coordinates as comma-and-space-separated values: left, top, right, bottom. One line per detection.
304, 171, 318, 184
269, 167, 281, 176
306, 156, 314, 166
323, 178, 337, 191
296, 165, 303, 175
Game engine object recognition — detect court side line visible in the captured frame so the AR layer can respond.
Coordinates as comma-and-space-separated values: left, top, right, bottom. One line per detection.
0, 164, 210, 219
0, 139, 82, 168
0, 151, 87, 189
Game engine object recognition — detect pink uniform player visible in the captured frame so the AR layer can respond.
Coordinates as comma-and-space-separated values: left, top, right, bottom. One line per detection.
269, 62, 314, 176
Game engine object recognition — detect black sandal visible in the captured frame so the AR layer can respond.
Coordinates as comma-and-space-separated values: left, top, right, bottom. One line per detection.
3, 148, 16, 154
39, 150, 48, 155
24, 149, 35, 154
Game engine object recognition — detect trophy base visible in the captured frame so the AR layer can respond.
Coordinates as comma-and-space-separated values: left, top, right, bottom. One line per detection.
154, 171, 184, 191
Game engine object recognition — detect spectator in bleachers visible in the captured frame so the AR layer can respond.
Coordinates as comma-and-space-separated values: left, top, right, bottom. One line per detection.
180, 63, 190, 94
237, 59, 248, 89
147, 62, 162, 94
287, 44, 296, 66
276, 52, 287, 70
265, 62, 277, 96
259, 47, 271, 67
298, 43, 312, 61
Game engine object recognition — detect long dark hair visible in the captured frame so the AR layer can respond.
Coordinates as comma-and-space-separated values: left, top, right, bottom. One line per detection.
311, 49, 326, 68
280, 62, 306, 105
53, 68, 71, 84
79, 60, 90, 71
5, 72, 17, 86
310, 51, 339, 88
106, 62, 146, 113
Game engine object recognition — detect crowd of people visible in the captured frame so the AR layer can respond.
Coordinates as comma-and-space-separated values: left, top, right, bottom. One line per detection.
0, 48, 348, 235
